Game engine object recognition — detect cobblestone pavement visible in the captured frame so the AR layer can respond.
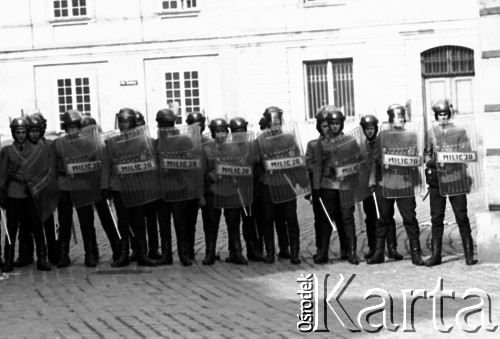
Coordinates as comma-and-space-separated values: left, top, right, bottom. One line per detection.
1, 188, 499, 338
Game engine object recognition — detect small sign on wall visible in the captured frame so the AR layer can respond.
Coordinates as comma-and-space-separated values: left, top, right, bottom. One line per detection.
120, 80, 138, 86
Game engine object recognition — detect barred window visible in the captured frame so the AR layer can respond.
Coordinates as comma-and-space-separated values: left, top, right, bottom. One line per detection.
304, 59, 355, 119
162, 0, 198, 11
57, 77, 92, 130
421, 46, 475, 78
164, 71, 201, 123
53, 0, 87, 18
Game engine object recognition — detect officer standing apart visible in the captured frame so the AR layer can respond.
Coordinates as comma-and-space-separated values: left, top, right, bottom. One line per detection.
425, 99, 478, 266
367, 105, 425, 265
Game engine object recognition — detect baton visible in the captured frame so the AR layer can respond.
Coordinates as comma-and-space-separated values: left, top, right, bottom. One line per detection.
372, 192, 381, 219
70, 219, 78, 245
231, 177, 248, 217
129, 226, 135, 238
107, 200, 122, 240
53, 210, 59, 241
283, 173, 297, 195
319, 197, 337, 232
422, 189, 430, 201
1, 208, 11, 245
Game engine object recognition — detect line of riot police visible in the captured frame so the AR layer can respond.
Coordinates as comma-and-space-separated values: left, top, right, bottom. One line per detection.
0, 99, 478, 273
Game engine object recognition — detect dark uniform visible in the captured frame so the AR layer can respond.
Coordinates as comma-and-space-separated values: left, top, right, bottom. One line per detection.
0, 118, 51, 272
366, 104, 424, 266
425, 99, 478, 266
312, 108, 359, 265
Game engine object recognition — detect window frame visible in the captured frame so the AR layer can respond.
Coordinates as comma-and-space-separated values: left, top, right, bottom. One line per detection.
163, 69, 203, 124
50, 0, 92, 23
158, 0, 201, 17
304, 58, 355, 120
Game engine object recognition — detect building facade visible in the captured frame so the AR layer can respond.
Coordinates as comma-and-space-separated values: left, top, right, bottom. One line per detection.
0, 0, 495, 144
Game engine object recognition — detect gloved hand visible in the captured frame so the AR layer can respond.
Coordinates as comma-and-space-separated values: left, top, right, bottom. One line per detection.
0, 186, 7, 209
369, 185, 377, 194
101, 188, 111, 201
312, 189, 320, 201
198, 196, 206, 207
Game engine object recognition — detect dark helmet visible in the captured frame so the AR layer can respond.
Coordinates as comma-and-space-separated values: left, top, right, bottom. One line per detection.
10, 117, 29, 130
29, 112, 47, 137
61, 109, 83, 131
209, 118, 229, 138
432, 99, 452, 120
26, 115, 44, 130
81, 115, 97, 128
316, 106, 339, 134
116, 107, 137, 130
263, 106, 283, 127
229, 117, 248, 133
360, 114, 379, 139
10, 117, 29, 140
387, 104, 406, 123
156, 109, 176, 124
185, 112, 206, 125
135, 111, 146, 126
258, 117, 267, 131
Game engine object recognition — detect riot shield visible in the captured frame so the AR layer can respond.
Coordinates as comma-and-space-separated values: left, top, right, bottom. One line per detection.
324, 126, 370, 207
106, 125, 161, 207
257, 122, 309, 204
157, 124, 203, 202
25, 142, 60, 222
201, 131, 213, 147
431, 116, 481, 196
379, 121, 425, 198
58, 125, 103, 207
213, 131, 254, 209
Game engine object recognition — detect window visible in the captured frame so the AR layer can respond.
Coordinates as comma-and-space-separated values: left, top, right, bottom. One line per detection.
421, 46, 475, 78
53, 0, 87, 19
161, 0, 198, 11
304, 59, 355, 119
57, 77, 92, 129
164, 71, 201, 122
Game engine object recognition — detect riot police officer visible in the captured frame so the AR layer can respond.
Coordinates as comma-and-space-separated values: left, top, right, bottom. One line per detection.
367, 105, 425, 265
258, 106, 307, 264
201, 118, 227, 265
425, 100, 478, 266
134, 111, 162, 260
185, 111, 207, 260
102, 108, 157, 267
306, 108, 332, 261
360, 114, 403, 261
51, 110, 100, 268
312, 108, 358, 265
0, 117, 51, 272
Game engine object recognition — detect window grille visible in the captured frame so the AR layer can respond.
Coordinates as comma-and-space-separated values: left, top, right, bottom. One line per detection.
53, 0, 87, 18
162, 0, 198, 11
305, 59, 355, 119
164, 71, 201, 122
57, 77, 92, 130
421, 45, 474, 78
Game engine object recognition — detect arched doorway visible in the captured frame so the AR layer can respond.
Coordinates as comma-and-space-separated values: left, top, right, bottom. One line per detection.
421, 45, 475, 127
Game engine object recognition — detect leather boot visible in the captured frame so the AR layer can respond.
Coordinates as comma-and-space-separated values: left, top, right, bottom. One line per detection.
386, 228, 403, 261
425, 238, 442, 267
147, 232, 162, 260
157, 232, 173, 266
57, 241, 71, 268
35, 243, 52, 271
246, 242, 263, 262
111, 238, 130, 268
83, 237, 98, 268
262, 230, 275, 264
366, 238, 385, 265
2, 244, 15, 273
225, 225, 248, 265
363, 248, 375, 260
14, 238, 34, 267
462, 236, 478, 265
409, 239, 425, 266
276, 217, 290, 259
137, 239, 157, 267
111, 239, 121, 262
347, 238, 360, 265
202, 239, 216, 266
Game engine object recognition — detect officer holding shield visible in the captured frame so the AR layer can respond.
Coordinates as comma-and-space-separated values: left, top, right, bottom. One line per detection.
367, 105, 425, 265
425, 100, 478, 266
